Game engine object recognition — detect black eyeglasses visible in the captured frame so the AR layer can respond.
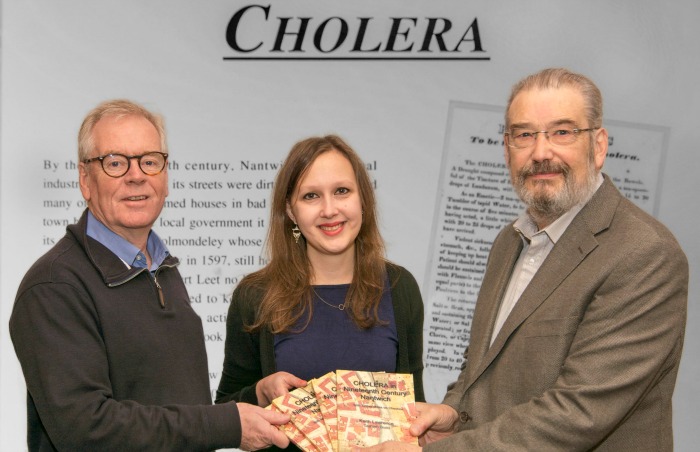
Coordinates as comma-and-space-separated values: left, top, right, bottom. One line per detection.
83, 152, 168, 178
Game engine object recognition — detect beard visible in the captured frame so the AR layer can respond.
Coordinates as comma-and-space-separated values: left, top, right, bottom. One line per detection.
512, 148, 599, 227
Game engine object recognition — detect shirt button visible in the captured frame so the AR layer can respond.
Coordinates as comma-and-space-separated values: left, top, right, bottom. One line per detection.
459, 411, 471, 423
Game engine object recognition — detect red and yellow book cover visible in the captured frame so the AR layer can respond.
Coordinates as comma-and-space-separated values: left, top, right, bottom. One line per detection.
266, 403, 319, 452
312, 372, 339, 451
272, 382, 334, 452
335, 370, 418, 451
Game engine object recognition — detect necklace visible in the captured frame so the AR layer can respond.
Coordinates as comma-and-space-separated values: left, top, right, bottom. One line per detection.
313, 289, 345, 311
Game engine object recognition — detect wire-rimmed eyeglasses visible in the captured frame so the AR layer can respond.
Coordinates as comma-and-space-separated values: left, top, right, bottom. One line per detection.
505, 128, 597, 149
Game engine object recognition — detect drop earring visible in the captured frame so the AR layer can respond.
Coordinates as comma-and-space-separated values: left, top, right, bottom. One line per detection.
292, 224, 301, 243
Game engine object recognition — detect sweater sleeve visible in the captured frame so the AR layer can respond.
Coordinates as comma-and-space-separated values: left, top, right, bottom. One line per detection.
216, 283, 263, 405
10, 281, 242, 452
390, 264, 426, 402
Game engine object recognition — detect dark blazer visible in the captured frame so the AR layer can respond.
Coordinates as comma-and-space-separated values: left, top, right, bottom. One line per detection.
429, 175, 688, 451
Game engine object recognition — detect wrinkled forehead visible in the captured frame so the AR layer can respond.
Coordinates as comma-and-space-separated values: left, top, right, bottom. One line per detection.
507, 87, 587, 129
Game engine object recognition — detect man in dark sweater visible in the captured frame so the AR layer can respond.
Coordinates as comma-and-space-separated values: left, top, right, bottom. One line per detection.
9, 99, 290, 451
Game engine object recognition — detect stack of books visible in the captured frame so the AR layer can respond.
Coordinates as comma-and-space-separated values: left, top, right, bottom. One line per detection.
268, 370, 418, 452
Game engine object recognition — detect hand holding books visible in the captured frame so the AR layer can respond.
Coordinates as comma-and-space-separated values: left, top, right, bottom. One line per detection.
269, 370, 418, 452
256, 371, 308, 407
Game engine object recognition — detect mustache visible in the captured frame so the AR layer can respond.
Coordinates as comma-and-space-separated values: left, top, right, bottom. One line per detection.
518, 161, 570, 178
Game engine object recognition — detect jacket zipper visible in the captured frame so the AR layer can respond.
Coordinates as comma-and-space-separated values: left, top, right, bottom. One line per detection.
152, 262, 179, 309
107, 261, 179, 309
153, 275, 165, 308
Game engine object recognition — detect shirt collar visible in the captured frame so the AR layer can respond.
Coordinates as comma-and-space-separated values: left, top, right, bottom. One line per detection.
86, 210, 169, 270
513, 172, 604, 244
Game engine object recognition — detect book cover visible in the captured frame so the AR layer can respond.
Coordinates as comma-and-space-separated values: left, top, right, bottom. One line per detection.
335, 370, 418, 451
272, 382, 334, 452
266, 403, 319, 452
312, 372, 339, 451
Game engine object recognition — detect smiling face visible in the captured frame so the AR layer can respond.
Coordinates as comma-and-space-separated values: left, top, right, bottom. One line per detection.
79, 114, 168, 247
505, 86, 608, 228
286, 149, 363, 269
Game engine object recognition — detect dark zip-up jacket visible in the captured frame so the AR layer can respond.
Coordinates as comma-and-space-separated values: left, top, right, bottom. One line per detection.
10, 210, 242, 451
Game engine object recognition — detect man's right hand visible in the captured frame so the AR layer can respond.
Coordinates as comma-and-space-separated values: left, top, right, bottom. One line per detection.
237, 403, 291, 451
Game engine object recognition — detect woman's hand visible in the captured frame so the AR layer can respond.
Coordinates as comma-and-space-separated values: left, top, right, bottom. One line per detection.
255, 371, 307, 406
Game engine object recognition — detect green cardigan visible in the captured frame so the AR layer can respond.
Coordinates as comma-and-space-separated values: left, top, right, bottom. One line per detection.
216, 262, 425, 406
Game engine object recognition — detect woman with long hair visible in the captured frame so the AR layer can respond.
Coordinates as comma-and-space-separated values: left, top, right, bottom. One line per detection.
216, 135, 424, 419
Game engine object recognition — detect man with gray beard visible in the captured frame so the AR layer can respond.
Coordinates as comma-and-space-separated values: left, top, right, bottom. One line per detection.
361, 68, 688, 451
